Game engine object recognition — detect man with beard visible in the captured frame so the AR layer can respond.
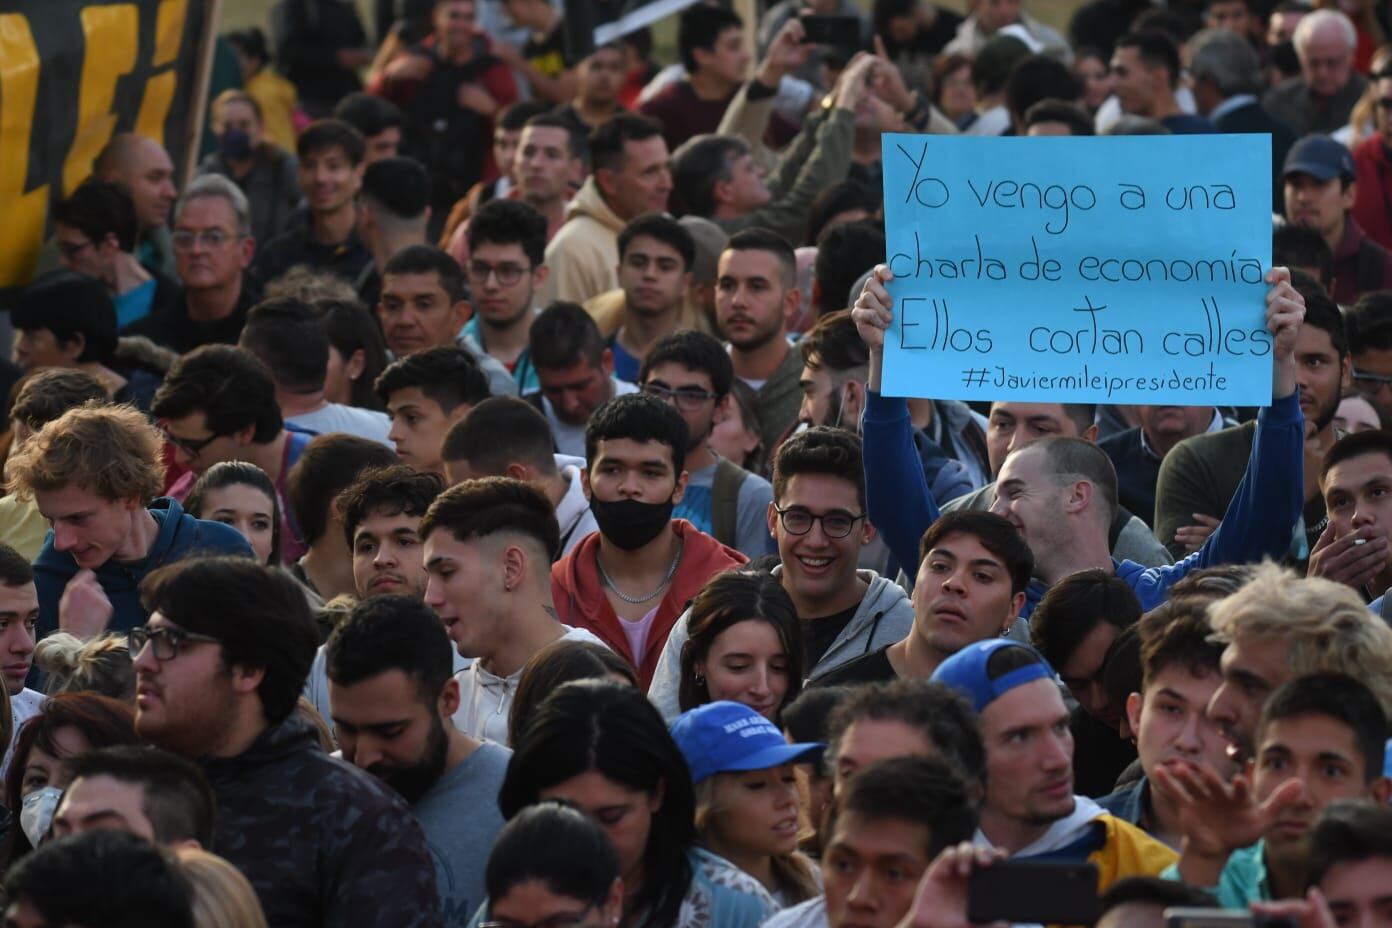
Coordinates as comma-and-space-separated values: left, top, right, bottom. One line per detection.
460, 199, 548, 393
1156, 273, 1348, 562
424, 477, 606, 743
716, 229, 804, 452
131, 557, 441, 926
639, 330, 774, 558
551, 394, 745, 687
609, 215, 694, 384
327, 594, 508, 926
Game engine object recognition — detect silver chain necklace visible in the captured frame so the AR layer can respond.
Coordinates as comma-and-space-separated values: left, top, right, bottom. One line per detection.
597, 540, 684, 604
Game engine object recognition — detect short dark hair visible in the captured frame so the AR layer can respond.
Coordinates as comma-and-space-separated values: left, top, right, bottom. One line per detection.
617, 213, 696, 270
640, 330, 733, 399
1137, 598, 1223, 689
1304, 799, 1392, 888
239, 298, 330, 393
1292, 269, 1347, 358
374, 345, 491, 412
678, 3, 743, 72
66, 746, 216, 847
826, 679, 986, 788
318, 298, 390, 411
1274, 225, 1335, 290
485, 801, 621, 911
918, 511, 1034, 595
671, 135, 745, 218
1346, 292, 1392, 354
522, 112, 588, 162
333, 92, 403, 137
11, 369, 107, 431
141, 557, 318, 725
814, 222, 884, 314
13, 271, 118, 365
326, 594, 454, 703
823, 755, 979, 856
772, 426, 866, 511
0, 542, 33, 588
1024, 99, 1096, 135
361, 158, 431, 222
339, 464, 444, 549
4, 830, 194, 928
1099, 876, 1217, 915
287, 433, 398, 546
589, 113, 664, 175
467, 198, 549, 268
1323, 429, 1392, 482
529, 301, 606, 370
442, 396, 557, 473
584, 392, 689, 474
382, 244, 467, 302
1116, 30, 1182, 86
724, 227, 796, 288
53, 180, 138, 252
420, 476, 561, 561
151, 345, 282, 443
297, 118, 366, 164
1257, 673, 1388, 782
805, 182, 879, 250
499, 99, 551, 131
1030, 568, 1142, 670
801, 310, 869, 374
1005, 56, 1082, 124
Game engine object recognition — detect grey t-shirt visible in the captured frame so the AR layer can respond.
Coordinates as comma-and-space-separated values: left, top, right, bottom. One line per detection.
413, 741, 511, 926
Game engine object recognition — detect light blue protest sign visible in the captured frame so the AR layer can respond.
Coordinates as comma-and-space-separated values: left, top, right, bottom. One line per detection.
879, 133, 1273, 405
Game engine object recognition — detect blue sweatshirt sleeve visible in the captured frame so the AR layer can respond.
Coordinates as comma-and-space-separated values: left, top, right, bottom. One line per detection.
863, 390, 940, 577
1137, 391, 1304, 604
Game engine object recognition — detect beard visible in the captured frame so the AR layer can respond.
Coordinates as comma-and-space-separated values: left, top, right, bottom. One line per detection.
370, 715, 450, 804
1311, 383, 1342, 433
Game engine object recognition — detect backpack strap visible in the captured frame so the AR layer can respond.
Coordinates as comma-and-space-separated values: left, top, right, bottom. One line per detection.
711, 456, 746, 549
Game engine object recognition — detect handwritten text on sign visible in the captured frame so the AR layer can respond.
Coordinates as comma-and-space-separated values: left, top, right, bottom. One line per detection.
879, 134, 1273, 405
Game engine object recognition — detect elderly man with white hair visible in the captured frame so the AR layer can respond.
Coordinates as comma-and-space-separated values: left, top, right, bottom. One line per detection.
1263, 8, 1367, 136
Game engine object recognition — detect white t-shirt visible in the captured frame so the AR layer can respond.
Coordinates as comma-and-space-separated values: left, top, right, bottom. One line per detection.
287, 403, 393, 447
553, 454, 599, 554
4, 688, 45, 780
543, 378, 638, 458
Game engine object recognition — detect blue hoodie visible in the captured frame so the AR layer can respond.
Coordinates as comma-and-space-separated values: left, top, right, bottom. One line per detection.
34, 497, 254, 637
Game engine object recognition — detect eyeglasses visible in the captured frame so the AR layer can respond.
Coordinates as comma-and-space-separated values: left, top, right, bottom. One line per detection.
641, 381, 719, 411
467, 260, 531, 286
773, 506, 865, 538
56, 240, 95, 260
1352, 368, 1392, 391
172, 228, 235, 251
479, 906, 599, 928
160, 424, 223, 459
128, 624, 221, 661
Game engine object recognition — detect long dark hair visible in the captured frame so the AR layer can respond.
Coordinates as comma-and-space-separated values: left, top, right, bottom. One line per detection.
184, 461, 282, 565
319, 299, 390, 411
499, 680, 695, 928
507, 640, 638, 746
678, 570, 804, 718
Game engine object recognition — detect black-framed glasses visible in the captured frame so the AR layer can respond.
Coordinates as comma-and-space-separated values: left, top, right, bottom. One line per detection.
56, 239, 95, 260
479, 906, 598, 928
774, 506, 865, 538
128, 624, 221, 661
641, 381, 719, 411
467, 260, 531, 286
1352, 368, 1392, 390
171, 228, 235, 251
160, 424, 223, 459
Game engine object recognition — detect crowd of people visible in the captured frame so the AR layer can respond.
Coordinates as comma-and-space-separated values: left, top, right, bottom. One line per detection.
4, 0, 1392, 925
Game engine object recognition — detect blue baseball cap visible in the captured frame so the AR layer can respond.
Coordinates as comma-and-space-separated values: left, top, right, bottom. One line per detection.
1283, 135, 1355, 182
670, 702, 823, 785
930, 640, 1055, 714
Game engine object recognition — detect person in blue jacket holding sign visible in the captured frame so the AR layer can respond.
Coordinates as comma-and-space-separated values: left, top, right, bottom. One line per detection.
850, 263, 1307, 618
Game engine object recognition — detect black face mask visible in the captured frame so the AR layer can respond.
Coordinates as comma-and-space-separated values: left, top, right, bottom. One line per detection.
219, 128, 254, 161
590, 496, 674, 550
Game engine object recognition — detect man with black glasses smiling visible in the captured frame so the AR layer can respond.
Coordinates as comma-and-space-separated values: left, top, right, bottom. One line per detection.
639, 330, 774, 558
649, 427, 913, 719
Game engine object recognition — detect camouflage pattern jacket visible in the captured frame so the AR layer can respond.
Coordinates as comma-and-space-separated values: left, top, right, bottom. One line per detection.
201, 715, 443, 927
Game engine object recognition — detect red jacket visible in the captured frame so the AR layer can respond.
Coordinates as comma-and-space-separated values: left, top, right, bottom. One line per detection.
1353, 134, 1392, 253
551, 520, 746, 688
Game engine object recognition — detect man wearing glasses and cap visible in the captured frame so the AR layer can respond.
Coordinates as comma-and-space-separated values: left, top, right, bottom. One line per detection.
6, 403, 251, 642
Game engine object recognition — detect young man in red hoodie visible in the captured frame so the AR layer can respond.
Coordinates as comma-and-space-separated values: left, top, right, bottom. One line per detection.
552, 392, 745, 686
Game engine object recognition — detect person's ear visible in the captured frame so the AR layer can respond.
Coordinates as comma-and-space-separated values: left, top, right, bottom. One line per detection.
1126, 691, 1143, 734
671, 467, 689, 505
452, 298, 474, 327
844, 380, 865, 426
532, 264, 550, 287
712, 176, 734, 207
229, 663, 266, 697
1082, 422, 1099, 444
504, 462, 531, 482
860, 518, 877, 546
345, 348, 367, 383
600, 348, 616, 378
501, 543, 527, 593
440, 677, 462, 718
1008, 590, 1026, 623
60, 333, 86, 364
239, 235, 256, 270
1370, 775, 1391, 805
1064, 479, 1094, 515
766, 500, 778, 539
1340, 353, 1353, 392
595, 168, 618, 201
782, 282, 801, 330
581, 468, 592, 501
232, 424, 257, 447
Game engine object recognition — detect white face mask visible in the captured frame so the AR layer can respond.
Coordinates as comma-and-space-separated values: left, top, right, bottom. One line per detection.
20, 786, 62, 848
